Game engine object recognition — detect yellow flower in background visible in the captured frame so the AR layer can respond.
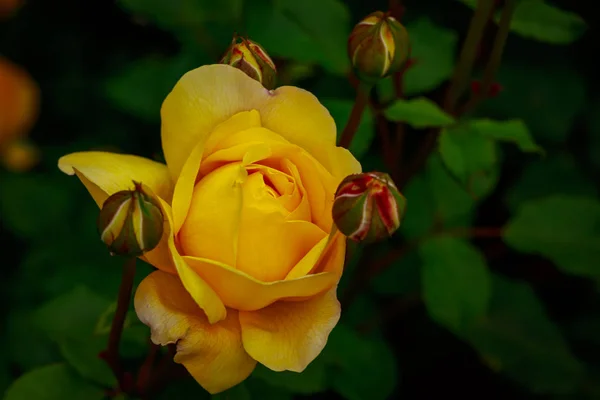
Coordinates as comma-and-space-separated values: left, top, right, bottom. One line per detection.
0, 56, 40, 171
58, 64, 360, 393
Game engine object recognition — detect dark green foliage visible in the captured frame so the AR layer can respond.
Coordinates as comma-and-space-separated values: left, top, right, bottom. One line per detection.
1, 0, 597, 399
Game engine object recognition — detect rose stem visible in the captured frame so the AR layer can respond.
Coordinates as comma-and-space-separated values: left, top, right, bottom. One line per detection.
388, 0, 407, 183
459, 0, 517, 115
105, 256, 137, 389
339, 82, 372, 149
396, 0, 497, 189
136, 341, 159, 398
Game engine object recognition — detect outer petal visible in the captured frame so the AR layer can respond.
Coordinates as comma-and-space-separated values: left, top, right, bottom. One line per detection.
161, 65, 361, 181
182, 256, 338, 311
58, 151, 173, 205
181, 229, 346, 311
161, 65, 269, 179
156, 198, 227, 324
258, 86, 362, 179
58, 151, 175, 273
135, 271, 256, 394
239, 287, 340, 372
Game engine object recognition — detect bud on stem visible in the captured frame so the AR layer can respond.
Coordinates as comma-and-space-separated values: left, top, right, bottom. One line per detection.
348, 11, 410, 85
220, 35, 277, 90
97, 182, 164, 257
333, 172, 406, 243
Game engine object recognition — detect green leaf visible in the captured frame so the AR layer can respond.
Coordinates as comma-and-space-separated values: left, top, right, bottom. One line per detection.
59, 337, 116, 387
118, 0, 242, 44
371, 244, 421, 296
470, 119, 543, 153
0, 173, 74, 241
4, 364, 104, 400
324, 325, 398, 400
481, 64, 585, 143
384, 97, 455, 128
252, 356, 327, 394
463, 276, 584, 394
105, 53, 203, 122
504, 154, 598, 212
457, 0, 586, 44
503, 195, 600, 279
404, 18, 458, 96
426, 155, 477, 226
401, 155, 480, 236
5, 310, 61, 371
245, 0, 350, 75
399, 174, 436, 239
420, 237, 492, 332
509, 0, 587, 44
438, 124, 497, 184
33, 286, 112, 339
322, 98, 374, 159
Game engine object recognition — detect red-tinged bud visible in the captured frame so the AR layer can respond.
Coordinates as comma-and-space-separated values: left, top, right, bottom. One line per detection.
97, 181, 164, 257
220, 35, 277, 90
348, 11, 410, 85
332, 172, 407, 243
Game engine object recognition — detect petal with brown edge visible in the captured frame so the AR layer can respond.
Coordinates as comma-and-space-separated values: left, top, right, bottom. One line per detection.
135, 270, 256, 394
239, 287, 340, 372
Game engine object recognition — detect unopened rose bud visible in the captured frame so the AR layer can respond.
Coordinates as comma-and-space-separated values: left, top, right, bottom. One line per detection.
332, 172, 406, 243
97, 181, 164, 257
220, 35, 277, 90
348, 11, 410, 84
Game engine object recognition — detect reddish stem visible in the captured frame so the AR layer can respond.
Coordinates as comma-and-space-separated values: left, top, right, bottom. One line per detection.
104, 257, 137, 389
339, 83, 372, 149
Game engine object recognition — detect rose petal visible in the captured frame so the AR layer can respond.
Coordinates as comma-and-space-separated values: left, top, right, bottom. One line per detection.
171, 110, 262, 234
161, 65, 360, 181
155, 198, 227, 323
135, 270, 255, 393
58, 151, 175, 273
181, 229, 345, 311
178, 163, 247, 267
239, 287, 340, 372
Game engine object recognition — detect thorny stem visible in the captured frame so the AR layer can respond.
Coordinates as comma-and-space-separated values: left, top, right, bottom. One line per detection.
460, 0, 517, 115
104, 257, 136, 389
339, 83, 372, 149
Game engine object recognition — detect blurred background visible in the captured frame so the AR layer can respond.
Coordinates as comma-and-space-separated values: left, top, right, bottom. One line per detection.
1, 0, 599, 399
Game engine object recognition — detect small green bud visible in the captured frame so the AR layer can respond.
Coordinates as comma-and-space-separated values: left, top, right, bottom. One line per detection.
348, 11, 410, 84
332, 172, 407, 243
97, 181, 164, 257
220, 35, 277, 90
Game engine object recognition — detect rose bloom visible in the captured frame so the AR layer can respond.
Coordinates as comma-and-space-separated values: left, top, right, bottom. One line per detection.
0, 57, 39, 171
59, 65, 360, 393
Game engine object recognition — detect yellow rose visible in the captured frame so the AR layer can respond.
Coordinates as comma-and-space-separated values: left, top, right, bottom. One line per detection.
58, 65, 361, 393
